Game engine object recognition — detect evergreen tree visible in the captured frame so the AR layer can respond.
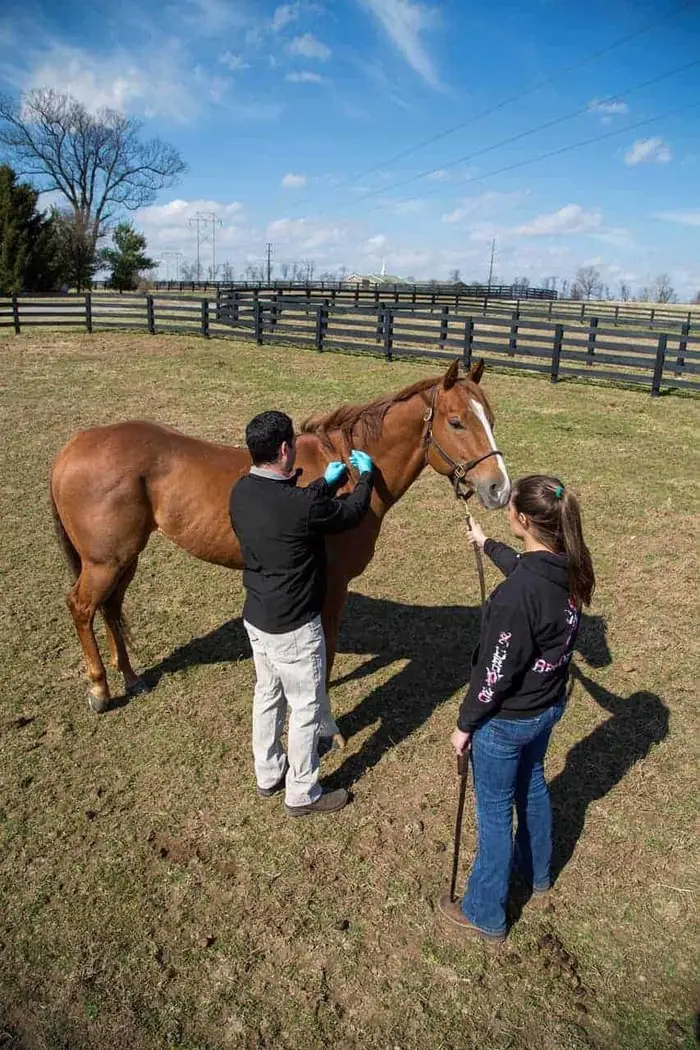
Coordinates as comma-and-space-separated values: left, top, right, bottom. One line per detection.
0, 164, 62, 293
101, 222, 155, 292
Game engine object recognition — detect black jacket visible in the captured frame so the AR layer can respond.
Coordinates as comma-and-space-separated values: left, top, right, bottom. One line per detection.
458, 540, 581, 732
229, 467, 373, 633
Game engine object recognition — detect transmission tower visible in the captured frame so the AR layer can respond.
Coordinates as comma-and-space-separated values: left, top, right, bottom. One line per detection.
160, 250, 184, 280
187, 212, 222, 280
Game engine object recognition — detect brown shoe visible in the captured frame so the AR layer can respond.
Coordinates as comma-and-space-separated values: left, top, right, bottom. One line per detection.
285, 788, 348, 817
437, 892, 505, 944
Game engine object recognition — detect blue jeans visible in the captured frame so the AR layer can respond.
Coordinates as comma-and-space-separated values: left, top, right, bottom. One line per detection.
462, 700, 566, 937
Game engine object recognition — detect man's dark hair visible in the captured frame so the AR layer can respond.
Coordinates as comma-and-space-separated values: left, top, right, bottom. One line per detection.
245, 411, 295, 465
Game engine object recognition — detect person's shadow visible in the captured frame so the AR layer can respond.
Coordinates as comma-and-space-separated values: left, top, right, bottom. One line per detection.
549, 664, 669, 881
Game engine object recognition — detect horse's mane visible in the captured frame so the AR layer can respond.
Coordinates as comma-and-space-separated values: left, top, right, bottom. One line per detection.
300, 374, 445, 451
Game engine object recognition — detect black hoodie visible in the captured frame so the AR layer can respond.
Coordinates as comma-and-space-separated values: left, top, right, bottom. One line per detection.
458, 539, 581, 732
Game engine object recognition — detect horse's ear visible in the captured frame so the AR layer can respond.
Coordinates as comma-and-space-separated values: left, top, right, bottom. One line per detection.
442, 358, 460, 390
469, 358, 485, 385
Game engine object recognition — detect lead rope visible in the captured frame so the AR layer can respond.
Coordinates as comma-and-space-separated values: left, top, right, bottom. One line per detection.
448, 502, 487, 902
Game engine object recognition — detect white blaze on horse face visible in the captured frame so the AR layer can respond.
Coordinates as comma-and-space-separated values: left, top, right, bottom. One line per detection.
469, 398, 511, 500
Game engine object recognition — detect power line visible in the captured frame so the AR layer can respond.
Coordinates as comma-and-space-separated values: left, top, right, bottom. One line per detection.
363, 100, 700, 215
336, 58, 700, 212
288, 0, 696, 212
187, 211, 222, 279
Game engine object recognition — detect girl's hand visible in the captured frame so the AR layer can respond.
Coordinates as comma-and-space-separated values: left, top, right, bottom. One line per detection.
451, 727, 471, 756
466, 517, 487, 550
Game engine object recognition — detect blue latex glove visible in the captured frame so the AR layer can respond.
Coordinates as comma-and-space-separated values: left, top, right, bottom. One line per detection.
350, 449, 373, 475
324, 460, 348, 485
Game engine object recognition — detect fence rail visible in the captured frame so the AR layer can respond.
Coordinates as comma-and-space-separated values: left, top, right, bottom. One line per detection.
1, 294, 698, 397
87, 281, 700, 333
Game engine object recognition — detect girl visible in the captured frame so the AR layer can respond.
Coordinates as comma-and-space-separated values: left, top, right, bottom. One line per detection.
438, 475, 595, 943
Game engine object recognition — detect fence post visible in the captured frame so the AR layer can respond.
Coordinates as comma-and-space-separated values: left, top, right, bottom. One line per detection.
586, 317, 598, 366
146, 295, 155, 335
614, 304, 620, 327
483, 294, 488, 316
200, 298, 210, 338
384, 306, 393, 362
215, 287, 221, 323
651, 333, 667, 396
580, 301, 586, 322
649, 307, 656, 328
315, 301, 327, 352
508, 306, 519, 357
551, 324, 564, 383
85, 293, 92, 334
548, 299, 553, 321
439, 305, 449, 349
11, 294, 20, 335
376, 302, 385, 345
675, 321, 689, 377
462, 316, 474, 370
233, 290, 240, 323
254, 299, 263, 345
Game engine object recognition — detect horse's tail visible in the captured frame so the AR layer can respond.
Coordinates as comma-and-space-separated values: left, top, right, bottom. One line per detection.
50, 481, 81, 581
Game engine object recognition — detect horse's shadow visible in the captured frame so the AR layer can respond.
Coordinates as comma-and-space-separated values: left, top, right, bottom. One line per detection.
140, 593, 667, 878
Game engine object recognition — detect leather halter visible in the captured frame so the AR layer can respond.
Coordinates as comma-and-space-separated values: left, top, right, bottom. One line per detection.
422, 385, 503, 501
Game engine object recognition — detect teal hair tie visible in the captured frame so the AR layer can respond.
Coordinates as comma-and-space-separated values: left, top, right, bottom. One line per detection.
554, 484, 564, 499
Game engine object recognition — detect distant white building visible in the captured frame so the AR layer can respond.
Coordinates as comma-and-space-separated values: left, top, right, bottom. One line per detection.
345, 272, 410, 287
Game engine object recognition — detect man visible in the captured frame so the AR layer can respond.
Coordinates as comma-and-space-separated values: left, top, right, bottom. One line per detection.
229, 410, 374, 817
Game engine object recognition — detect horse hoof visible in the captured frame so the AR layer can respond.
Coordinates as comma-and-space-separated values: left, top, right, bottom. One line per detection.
126, 678, 150, 697
332, 732, 346, 751
88, 692, 109, 714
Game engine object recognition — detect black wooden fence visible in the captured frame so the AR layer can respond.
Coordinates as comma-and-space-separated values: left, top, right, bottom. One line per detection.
2, 293, 698, 397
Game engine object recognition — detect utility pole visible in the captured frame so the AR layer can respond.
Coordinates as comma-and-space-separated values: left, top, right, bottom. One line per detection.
487, 238, 496, 289
265, 242, 274, 285
187, 212, 222, 281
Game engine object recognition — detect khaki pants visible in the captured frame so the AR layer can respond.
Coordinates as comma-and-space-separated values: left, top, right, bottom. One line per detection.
244, 615, 340, 807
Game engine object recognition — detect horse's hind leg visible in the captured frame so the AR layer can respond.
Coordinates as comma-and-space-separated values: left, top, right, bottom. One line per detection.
101, 559, 145, 696
66, 562, 123, 712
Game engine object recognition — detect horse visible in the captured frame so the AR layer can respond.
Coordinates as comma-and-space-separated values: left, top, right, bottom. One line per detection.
49, 358, 511, 724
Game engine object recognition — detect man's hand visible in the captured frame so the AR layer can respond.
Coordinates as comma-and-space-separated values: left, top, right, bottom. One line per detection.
324, 461, 348, 485
350, 449, 373, 475
451, 727, 471, 756
465, 516, 487, 550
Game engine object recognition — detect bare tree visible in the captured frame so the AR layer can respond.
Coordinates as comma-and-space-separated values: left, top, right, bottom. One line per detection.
574, 266, 601, 300
0, 89, 186, 256
219, 261, 234, 282
649, 273, 676, 304
560, 278, 570, 298
692, 289, 700, 304
619, 281, 631, 302
570, 283, 583, 301
181, 260, 198, 281
601, 284, 611, 301
279, 261, 291, 280
449, 268, 461, 283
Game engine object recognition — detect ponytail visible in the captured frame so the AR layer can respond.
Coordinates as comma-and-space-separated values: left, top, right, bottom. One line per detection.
512, 475, 595, 607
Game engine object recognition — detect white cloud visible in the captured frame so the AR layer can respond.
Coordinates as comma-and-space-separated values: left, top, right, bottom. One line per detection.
358, 0, 440, 88
271, 3, 302, 31
286, 33, 331, 61
180, 0, 250, 35
653, 209, 700, 227
281, 172, 308, 188
364, 234, 387, 251
21, 42, 198, 121
219, 51, 250, 72
588, 98, 629, 116
426, 169, 451, 181
624, 137, 672, 166
285, 70, 323, 83
137, 199, 245, 227
513, 204, 603, 236
267, 216, 345, 250
441, 191, 525, 224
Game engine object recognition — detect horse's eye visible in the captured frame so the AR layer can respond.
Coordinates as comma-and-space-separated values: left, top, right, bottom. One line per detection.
449, 418, 464, 430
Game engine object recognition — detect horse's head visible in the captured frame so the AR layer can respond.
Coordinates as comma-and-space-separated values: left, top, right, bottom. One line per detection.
424, 358, 511, 509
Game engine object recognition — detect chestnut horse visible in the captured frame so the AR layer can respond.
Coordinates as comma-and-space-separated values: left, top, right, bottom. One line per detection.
50, 358, 510, 721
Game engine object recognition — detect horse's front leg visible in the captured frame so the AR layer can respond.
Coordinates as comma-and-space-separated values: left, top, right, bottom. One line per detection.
320, 573, 349, 750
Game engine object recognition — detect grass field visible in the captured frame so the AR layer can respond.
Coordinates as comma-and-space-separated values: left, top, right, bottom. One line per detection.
0, 331, 698, 1050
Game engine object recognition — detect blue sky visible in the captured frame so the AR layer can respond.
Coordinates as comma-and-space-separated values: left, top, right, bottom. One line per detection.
0, 0, 698, 294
